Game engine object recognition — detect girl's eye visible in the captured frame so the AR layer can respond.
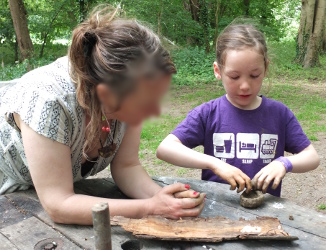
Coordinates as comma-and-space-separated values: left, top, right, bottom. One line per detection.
251, 74, 261, 78
230, 76, 239, 80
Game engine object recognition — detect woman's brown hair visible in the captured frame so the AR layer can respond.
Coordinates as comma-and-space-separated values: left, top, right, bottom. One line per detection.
69, 5, 176, 154
215, 24, 269, 70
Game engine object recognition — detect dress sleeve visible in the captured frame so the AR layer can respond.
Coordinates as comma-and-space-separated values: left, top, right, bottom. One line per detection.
284, 109, 311, 153
8, 88, 72, 147
172, 107, 206, 149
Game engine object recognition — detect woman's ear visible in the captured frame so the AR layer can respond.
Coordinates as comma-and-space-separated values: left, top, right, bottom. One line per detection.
213, 62, 222, 80
96, 84, 118, 112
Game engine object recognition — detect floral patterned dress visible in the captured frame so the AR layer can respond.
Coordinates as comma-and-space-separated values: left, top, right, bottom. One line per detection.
0, 57, 126, 194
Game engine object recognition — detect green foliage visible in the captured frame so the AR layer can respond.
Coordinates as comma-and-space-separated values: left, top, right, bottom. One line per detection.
171, 47, 216, 86
318, 204, 326, 210
0, 43, 67, 81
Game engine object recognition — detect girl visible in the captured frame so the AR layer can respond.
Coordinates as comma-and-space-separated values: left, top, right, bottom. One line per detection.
0, 5, 205, 225
157, 24, 320, 196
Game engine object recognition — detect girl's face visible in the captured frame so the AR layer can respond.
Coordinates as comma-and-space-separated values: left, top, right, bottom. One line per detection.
213, 48, 268, 110
97, 75, 171, 125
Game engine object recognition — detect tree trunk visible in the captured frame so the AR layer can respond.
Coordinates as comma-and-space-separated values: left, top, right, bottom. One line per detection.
322, 17, 326, 53
295, 0, 326, 68
213, 0, 220, 46
8, 0, 34, 61
243, 0, 250, 16
199, 0, 210, 53
14, 37, 19, 62
189, 0, 200, 21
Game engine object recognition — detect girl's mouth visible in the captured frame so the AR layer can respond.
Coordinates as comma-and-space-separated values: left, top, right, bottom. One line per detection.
239, 94, 251, 98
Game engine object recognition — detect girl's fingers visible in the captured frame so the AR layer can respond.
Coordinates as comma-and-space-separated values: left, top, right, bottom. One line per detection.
174, 190, 200, 199
235, 176, 246, 193
262, 176, 273, 193
252, 169, 263, 187
272, 176, 282, 190
257, 172, 268, 190
239, 173, 252, 192
229, 179, 237, 190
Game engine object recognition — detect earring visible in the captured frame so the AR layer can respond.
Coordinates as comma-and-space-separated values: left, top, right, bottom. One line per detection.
101, 115, 111, 132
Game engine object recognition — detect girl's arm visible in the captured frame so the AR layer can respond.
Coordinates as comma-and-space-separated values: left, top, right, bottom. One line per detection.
252, 144, 320, 193
157, 134, 252, 193
19, 117, 205, 225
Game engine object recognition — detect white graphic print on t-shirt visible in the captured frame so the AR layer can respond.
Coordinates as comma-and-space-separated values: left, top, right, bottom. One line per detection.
213, 133, 278, 162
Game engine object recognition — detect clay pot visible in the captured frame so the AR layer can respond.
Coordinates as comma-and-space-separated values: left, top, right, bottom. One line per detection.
240, 190, 264, 208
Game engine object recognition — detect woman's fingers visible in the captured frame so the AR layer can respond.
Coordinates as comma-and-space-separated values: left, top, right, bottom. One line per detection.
174, 189, 200, 199
163, 182, 190, 195
180, 193, 206, 209
178, 202, 205, 218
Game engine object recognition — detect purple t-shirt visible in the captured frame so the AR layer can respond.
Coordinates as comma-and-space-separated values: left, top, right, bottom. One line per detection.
172, 95, 311, 196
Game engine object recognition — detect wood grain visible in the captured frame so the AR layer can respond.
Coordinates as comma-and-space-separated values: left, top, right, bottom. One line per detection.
111, 216, 298, 242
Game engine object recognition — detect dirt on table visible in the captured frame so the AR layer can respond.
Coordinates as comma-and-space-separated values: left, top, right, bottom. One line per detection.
91, 83, 326, 214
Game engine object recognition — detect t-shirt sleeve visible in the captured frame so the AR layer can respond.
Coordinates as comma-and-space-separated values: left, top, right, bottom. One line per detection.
284, 109, 311, 153
10, 88, 72, 147
172, 107, 206, 149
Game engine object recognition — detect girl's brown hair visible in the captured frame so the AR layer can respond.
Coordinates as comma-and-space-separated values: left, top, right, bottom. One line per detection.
215, 24, 268, 69
69, 5, 176, 154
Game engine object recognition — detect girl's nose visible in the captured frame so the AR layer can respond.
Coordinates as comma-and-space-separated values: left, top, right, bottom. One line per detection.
240, 80, 250, 91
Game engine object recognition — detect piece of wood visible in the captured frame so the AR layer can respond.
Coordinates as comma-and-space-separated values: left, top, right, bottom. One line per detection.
92, 202, 112, 250
111, 216, 298, 242
0, 233, 18, 250
0, 216, 80, 249
154, 177, 326, 238
3, 178, 326, 250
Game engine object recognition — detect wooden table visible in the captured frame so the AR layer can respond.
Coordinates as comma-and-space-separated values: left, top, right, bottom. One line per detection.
1, 177, 326, 249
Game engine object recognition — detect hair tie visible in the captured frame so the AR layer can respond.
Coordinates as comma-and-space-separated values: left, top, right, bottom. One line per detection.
83, 32, 97, 58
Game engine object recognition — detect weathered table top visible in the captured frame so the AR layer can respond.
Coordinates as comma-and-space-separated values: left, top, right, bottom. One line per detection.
1, 177, 326, 250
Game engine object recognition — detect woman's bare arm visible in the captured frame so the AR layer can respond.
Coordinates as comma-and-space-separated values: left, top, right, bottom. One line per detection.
19, 117, 204, 225
110, 124, 161, 198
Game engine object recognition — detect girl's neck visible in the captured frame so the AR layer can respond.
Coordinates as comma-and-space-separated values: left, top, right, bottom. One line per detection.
226, 95, 262, 110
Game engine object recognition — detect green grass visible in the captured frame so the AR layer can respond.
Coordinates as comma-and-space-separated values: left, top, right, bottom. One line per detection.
318, 204, 326, 210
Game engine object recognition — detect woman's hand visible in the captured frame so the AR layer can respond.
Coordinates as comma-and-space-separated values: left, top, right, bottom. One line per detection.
211, 162, 252, 193
174, 188, 201, 199
252, 161, 286, 193
148, 183, 205, 219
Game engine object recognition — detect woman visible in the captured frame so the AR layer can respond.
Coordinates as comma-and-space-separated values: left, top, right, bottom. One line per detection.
0, 6, 205, 225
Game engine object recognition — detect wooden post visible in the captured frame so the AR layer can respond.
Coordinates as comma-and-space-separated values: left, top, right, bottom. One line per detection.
92, 202, 112, 250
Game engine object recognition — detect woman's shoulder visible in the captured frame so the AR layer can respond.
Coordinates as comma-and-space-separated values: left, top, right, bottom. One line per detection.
2, 57, 77, 110
20, 56, 75, 95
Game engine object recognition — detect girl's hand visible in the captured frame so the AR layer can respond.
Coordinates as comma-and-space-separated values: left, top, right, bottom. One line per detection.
212, 163, 252, 193
252, 161, 286, 193
148, 183, 205, 219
